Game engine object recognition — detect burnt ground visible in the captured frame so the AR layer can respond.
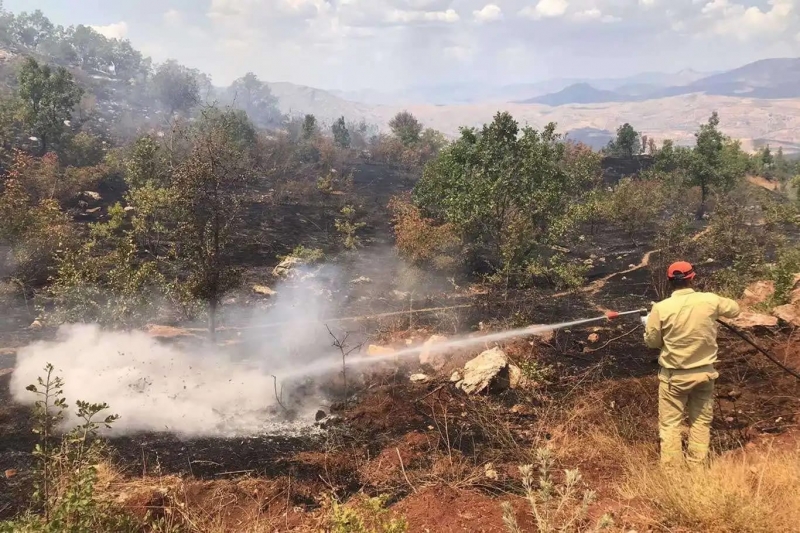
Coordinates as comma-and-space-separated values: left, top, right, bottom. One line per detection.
1, 164, 800, 529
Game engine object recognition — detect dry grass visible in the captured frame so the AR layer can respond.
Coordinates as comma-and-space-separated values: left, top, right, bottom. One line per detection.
620, 443, 800, 533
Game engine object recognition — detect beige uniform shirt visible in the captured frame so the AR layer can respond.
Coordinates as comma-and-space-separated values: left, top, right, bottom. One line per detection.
644, 288, 741, 370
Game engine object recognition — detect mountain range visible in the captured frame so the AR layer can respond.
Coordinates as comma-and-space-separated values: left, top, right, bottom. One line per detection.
520, 58, 800, 106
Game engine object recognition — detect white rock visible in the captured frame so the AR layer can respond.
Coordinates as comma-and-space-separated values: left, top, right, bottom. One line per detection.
457, 347, 510, 395
410, 374, 429, 383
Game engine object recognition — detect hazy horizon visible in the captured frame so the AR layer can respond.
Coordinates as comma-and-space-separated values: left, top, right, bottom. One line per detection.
4, 0, 799, 92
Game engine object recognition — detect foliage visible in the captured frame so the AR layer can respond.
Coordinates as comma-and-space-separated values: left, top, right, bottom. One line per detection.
389, 194, 461, 271
0, 365, 137, 533
302, 114, 318, 140
604, 123, 641, 158
170, 107, 256, 336
326, 494, 407, 533
152, 60, 201, 115
335, 204, 366, 250
605, 177, 666, 243
690, 112, 749, 217
18, 57, 83, 155
502, 448, 612, 533
283, 244, 324, 264
0, 155, 77, 286
332, 116, 351, 148
389, 111, 423, 146
414, 112, 599, 287
226, 72, 282, 129
770, 246, 800, 305
48, 203, 173, 327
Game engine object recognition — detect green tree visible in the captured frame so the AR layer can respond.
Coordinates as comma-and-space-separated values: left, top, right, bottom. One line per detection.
227, 72, 282, 128
151, 59, 200, 115
171, 107, 256, 339
332, 116, 351, 148
690, 112, 747, 218
9, 9, 54, 50
605, 123, 641, 158
18, 57, 84, 155
302, 114, 318, 140
389, 111, 423, 146
413, 112, 599, 287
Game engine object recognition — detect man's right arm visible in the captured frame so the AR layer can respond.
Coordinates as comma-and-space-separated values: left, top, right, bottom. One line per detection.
644, 304, 663, 349
717, 296, 741, 319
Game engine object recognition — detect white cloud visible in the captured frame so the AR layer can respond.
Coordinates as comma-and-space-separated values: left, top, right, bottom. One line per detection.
520, 0, 569, 20
90, 21, 129, 39
443, 45, 474, 62
474, 4, 503, 22
163, 9, 182, 25
701, 0, 794, 40
385, 8, 460, 24
639, 0, 656, 6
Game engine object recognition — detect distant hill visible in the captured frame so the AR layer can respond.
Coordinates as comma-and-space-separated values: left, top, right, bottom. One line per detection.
519, 83, 626, 106
524, 58, 800, 106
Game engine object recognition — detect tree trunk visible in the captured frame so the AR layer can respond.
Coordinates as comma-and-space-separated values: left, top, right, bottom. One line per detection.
208, 299, 217, 342
697, 182, 708, 220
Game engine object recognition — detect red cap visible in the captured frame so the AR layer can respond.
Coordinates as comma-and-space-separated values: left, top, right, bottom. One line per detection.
667, 261, 695, 280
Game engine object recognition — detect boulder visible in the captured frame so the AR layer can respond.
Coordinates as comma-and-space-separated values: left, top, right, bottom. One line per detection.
456, 347, 510, 395
82, 191, 102, 202
587, 333, 600, 343
252, 284, 276, 296
449, 371, 462, 383
790, 273, 800, 304
410, 373, 430, 383
773, 304, 800, 327
728, 311, 778, 329
272, 256, 303, 278
419, 335, 450, 371
741, 280, 775, 307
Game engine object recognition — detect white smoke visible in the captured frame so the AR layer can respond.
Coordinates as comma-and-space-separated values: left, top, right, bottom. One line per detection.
9, 266, 357, 438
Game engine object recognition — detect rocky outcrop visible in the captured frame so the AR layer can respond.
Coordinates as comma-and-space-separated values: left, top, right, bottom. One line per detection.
773, 304, 800, 327
729, 311, 778, 329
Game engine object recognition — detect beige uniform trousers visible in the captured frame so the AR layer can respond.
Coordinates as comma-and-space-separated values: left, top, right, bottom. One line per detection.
658, 365, 718, 465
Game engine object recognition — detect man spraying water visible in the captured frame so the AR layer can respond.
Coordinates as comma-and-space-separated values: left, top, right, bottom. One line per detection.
642, 261, 741, 467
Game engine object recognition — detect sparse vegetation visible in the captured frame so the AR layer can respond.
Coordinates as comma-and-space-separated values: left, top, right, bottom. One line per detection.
1, 4, 800, 532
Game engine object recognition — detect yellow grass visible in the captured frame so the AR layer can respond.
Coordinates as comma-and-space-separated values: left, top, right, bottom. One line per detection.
620, 443, 800, 533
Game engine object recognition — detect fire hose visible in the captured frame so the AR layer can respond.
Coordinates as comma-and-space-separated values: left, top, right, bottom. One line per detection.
716, 319, 800, 381
591, 309, 799, 381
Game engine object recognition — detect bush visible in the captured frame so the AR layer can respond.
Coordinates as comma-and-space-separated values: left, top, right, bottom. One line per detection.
389, 195, 461, 271
0, 364, 137, 533
335, 205, 366, 251
770, 246, 800, 305
605, 177, 666, 243
325, 494, 407, 533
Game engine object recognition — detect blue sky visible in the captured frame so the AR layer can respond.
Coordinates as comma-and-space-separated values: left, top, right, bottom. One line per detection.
5, 0, 799, 90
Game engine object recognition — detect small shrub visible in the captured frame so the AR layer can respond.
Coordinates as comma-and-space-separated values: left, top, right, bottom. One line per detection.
502, 447, 612, 533
770, 246, 800, 305
389, 195, 461, 271
325, 494, 407, 533
335, 205, 366, 251
0, 364, 137, 533
285, 244, 325, 263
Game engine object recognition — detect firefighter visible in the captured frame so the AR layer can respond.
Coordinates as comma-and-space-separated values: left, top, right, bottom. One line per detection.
643, 261, 741, 466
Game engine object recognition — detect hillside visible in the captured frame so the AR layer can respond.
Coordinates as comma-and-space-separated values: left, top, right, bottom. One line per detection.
519, 83, 626, 106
